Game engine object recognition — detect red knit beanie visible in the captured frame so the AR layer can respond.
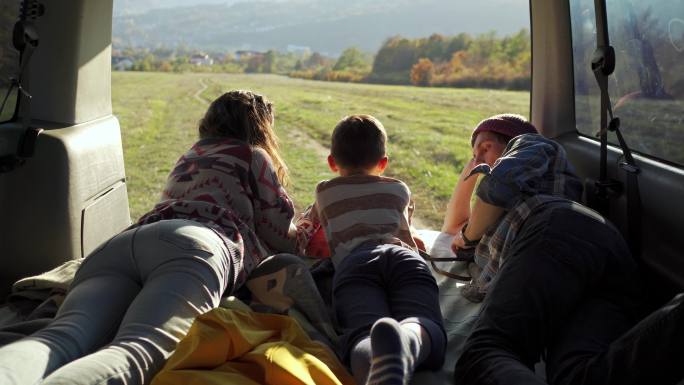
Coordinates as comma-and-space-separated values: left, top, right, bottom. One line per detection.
470, 114, 538, 146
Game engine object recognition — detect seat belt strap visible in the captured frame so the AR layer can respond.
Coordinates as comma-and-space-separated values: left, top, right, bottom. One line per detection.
420, 251, 472, 282
591, 0, 642, 258
591, 46, 613, 216
612, 118, 642, 257
0, 1, 44, 174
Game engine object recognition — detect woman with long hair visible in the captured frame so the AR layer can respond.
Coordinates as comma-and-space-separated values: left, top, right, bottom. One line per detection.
0, 90, 297, 385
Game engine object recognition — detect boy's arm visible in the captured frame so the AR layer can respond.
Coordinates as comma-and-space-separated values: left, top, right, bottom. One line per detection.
442, 158, 479, 235
294, 201, 322, 255
406, 196, 427, 252
407, 198, 416, 227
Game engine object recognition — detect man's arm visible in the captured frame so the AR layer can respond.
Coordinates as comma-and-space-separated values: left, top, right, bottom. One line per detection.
452, 197, 505, 250
442, 158, 479, 234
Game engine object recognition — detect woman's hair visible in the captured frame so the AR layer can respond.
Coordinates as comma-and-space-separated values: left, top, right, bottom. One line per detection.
199, 90, 288, 185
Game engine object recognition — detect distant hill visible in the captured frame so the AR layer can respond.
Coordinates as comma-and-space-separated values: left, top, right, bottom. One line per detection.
112, 0, 529, 55
113, 0, 243, 16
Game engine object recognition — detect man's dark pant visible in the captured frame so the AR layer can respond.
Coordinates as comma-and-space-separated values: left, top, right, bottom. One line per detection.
333, 244, 447, 369
454, 206, 684, 385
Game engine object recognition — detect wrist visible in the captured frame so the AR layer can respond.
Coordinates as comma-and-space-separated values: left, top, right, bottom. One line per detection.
460, 224, 480, 247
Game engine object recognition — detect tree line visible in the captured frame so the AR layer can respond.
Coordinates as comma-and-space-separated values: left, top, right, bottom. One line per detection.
292, 30, 531, 90
115, 29, 531, 91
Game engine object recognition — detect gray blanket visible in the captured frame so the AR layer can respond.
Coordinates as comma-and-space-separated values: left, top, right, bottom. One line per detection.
0, 231, 482, 385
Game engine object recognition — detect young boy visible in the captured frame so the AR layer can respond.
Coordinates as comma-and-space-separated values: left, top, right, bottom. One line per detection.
302, 115, 446, 385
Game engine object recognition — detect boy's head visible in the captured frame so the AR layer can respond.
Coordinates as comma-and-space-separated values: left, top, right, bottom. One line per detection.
328, 115, 388, 175
471, 114, 538, 166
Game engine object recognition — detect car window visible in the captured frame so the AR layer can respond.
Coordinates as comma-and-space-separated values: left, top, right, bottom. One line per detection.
571, 0, 684, 166
0, 1, 20, 123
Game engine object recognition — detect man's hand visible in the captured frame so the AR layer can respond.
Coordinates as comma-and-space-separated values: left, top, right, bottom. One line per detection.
464, 157, 479, 175
451, 231, 468, 253
441, 158, 481, 235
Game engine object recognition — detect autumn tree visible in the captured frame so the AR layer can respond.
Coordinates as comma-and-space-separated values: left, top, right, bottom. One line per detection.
411, 58, 435, 86
372, 36, 418, 74
418, 34, 449, 62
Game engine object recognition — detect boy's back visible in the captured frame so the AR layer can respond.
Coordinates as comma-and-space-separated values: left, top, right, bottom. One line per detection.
306, 114, 446, 385
314, 174, 417, 265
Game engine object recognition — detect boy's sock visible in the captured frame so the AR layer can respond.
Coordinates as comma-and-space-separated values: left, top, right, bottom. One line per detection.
366, 318, 428, 385
350, 337, 372, 384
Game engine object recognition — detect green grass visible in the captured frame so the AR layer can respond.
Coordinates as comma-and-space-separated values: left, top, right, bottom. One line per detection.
0, 87, 17, 122
576, 94, 684, 165
113, 72, 529, 228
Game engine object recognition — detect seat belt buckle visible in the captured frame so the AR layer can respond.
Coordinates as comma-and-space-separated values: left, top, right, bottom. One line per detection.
595, 178, 623, 197
619, 161, 640, 174
608, 117, 620, 132
591, 46, 616, 76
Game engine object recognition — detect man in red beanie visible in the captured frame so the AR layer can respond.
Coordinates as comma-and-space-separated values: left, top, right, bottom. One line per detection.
449, 125, 684, 385
431, 114, 684, 385
441, 114, 538, 235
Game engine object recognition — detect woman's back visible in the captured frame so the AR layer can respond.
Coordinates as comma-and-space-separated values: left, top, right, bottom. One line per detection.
137, 137, 296, 286
153, 137, 260, 232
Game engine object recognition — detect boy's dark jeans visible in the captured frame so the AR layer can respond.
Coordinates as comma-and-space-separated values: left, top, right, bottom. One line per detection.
333, 244, 447, 369
454, 206, 684, 385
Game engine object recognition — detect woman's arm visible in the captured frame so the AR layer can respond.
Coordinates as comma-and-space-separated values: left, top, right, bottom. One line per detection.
251, 149, 297, 254
442, 158, 479, 234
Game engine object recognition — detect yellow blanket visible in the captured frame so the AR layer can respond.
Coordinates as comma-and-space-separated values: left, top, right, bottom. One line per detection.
151, 306, 356, 385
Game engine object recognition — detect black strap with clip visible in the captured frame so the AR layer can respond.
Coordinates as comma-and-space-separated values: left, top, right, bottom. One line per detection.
0, 1, 45, 174
590, 0, 642, 258
419, 249, 474, 282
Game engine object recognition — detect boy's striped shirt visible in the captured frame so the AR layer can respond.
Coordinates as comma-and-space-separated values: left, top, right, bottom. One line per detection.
314, 174, 418, 266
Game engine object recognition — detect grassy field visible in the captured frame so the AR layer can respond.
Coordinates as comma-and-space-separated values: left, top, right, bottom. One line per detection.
113, 72, 529, 228
0, 87, 17, 122
575, 94, 684, 165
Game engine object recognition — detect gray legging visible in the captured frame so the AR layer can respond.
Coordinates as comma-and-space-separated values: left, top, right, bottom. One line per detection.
0, 219, 233, 385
